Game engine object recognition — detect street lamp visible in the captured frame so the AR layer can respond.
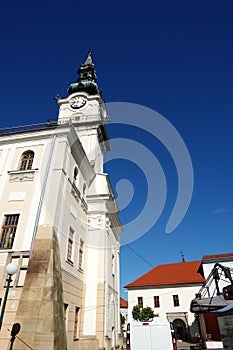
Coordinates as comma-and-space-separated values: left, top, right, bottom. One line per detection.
0, 262, 18, 330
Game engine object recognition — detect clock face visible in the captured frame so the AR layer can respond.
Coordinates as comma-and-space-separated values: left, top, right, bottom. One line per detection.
70, 96, 87, 109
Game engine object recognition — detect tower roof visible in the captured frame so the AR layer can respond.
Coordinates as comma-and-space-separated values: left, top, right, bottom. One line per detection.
68, 51, 99, 96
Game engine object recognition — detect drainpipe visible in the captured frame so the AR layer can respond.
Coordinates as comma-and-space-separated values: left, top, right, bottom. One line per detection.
104, 223, 109, 338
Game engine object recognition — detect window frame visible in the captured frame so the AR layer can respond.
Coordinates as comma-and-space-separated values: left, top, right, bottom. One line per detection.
7, 253, 29, 287
64, 303, 69, 329
138, 296, 143, 309
18, 150, 34, 171
173, 294, 180, 307
73, 306, 80, 340
73, 167, 78, 185
154, 295, 160, 308
83, 182, 86, 196
78, 239, 84, 271
112, 252, 115, 277
67, 227, 74, 264
0, 214, 20, 249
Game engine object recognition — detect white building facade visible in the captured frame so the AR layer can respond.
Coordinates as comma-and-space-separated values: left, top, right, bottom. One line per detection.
125, 260, 205, 342
0, 52, 122, 350
125, 254, 233, 343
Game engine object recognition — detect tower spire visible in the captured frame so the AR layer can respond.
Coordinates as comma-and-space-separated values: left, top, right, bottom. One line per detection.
68, 51, 99, 96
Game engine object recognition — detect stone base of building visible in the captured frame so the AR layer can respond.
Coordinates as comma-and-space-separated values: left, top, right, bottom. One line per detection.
13, 225, 67, 350
102, 335, 123, 350
78, 336, 99, 350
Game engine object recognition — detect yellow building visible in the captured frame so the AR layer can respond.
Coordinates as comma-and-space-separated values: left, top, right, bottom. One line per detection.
0, 51, 122, 350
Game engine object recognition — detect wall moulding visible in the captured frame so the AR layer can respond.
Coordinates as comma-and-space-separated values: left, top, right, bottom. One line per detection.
8, 169, 37, 182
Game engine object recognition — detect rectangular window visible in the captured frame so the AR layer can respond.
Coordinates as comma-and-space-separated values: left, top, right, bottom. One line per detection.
78, 239, 84, 270
173, 294, 179, 307
64, 303, 69, 329
18, 269, 27, 287
67, 227, 74, 262
4, 253, 29, 288
0, 214, 19, 249
73, 306, 80, 339
154, 296, 160, 308
15, 254, 29, 287
112, 253, 115, 276
138, 297, 143, 308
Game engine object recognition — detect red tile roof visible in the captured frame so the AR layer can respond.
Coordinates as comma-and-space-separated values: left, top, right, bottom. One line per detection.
202, 253, 233, 261
125, 260, 205, 288
120, 297, 128, 308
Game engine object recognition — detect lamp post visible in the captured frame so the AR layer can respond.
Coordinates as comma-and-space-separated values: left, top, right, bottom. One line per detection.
0, 262, 18, 330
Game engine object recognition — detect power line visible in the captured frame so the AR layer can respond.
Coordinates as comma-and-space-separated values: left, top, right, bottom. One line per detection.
121, 239, 154, 268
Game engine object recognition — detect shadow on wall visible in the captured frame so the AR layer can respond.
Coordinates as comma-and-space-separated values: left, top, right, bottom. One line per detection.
189, 317, 201, 343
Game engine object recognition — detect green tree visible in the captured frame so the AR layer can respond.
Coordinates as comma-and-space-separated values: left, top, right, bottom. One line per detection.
120, 313, 126, 326
132, 305, 141, 321
141, 307, 156, 321
132, 305, 156, 322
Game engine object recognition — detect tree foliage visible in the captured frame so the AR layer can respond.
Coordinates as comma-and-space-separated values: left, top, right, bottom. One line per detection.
132, 305, 156, 322
120, 313, 126, 325
132, 305, 141, 321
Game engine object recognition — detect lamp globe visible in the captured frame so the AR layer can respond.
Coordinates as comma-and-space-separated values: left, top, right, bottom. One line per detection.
6, 263, 18, 276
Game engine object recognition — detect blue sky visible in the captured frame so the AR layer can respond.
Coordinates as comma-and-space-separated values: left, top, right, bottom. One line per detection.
1, 1, 233, 297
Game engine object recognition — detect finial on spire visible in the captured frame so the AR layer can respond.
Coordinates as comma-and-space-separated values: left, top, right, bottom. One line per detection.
180, 251, 185, 262
84, 50, 93, 65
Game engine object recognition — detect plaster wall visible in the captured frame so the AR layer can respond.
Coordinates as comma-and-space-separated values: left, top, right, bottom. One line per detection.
0, 138, 52, 251
127, 284, 202, 326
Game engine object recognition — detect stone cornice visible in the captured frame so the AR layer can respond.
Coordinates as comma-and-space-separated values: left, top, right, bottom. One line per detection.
0, 123, 71, 144
8, 169, 38, 182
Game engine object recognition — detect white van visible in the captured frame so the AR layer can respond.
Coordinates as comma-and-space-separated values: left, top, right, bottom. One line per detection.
126, 321, 177, 350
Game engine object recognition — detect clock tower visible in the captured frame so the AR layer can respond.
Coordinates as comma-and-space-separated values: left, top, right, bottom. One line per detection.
56, 52, 122, 349
57, 51, 109, 173
0, 52, 122, 350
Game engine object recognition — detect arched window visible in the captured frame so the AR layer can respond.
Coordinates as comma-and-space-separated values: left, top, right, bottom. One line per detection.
73, 167, 78, 185
83, 183, 86, 196
19, 150, 34, 170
